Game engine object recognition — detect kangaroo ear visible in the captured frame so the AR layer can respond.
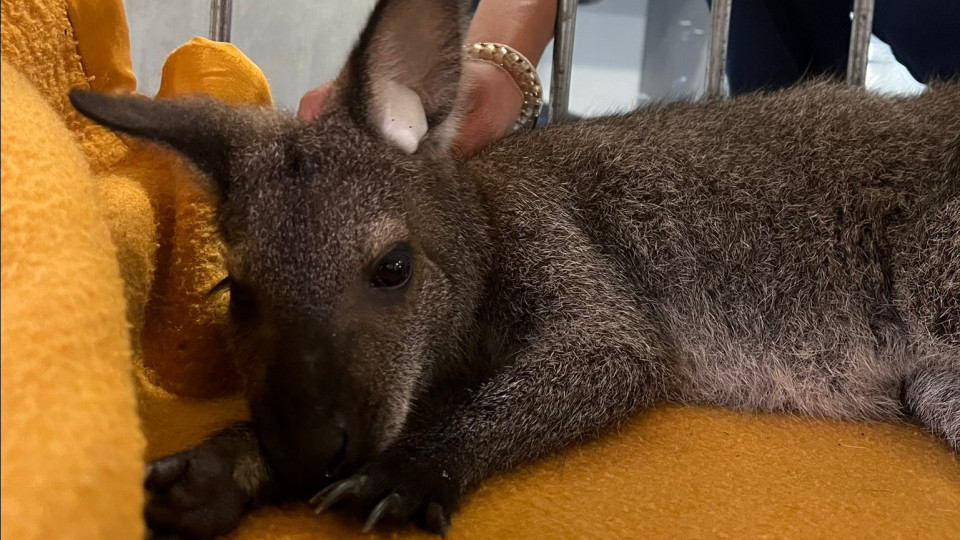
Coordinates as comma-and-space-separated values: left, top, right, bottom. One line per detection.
68, 88, 234, 197
344, 0, 463, 154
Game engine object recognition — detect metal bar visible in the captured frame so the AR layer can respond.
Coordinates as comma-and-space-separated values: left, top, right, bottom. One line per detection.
550, 0, 579, 124
704, 0, 732, 98
209, 0, 233, 42
846, 0, 875, 86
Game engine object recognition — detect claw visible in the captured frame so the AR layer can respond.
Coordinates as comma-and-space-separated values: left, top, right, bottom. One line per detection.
424, 502, 450, 540
309, 474, 360, 505
312, 475, 366, 514
362, 492, 401, 533
309, 481, 339, 505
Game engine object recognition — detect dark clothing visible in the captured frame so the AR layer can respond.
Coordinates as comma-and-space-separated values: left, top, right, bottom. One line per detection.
708, 0, 960, 94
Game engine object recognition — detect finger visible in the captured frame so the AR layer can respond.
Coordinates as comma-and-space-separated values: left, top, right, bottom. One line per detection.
298, 83, 335, 121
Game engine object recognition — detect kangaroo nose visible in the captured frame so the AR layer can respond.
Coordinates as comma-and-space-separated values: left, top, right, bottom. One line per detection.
250, 327, 366, 494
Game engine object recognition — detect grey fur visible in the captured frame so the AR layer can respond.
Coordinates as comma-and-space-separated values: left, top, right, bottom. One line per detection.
68, 0, 959, 535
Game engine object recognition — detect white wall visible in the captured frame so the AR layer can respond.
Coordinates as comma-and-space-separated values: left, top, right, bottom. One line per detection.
230, 0, 377, 111
539, 0, 649, 118
124, 0, 207, 97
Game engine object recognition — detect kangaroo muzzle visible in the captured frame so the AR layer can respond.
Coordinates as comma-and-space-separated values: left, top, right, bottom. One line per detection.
250, 326, 371, 494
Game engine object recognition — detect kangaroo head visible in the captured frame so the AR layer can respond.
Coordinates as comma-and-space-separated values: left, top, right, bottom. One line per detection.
71, 0, 488, 492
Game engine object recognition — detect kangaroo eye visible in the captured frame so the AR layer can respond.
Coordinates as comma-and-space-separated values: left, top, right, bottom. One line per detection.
371, 243, 413, 289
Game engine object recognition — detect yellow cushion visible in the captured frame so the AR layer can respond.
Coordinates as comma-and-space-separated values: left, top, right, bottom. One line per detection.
130, 147, 240, 397
140, 395, 960, 539
0, 60, 145, 540
158, 37, 273, 106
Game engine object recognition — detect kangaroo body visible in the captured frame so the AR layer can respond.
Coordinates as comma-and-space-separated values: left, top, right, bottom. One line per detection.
475, 83, 957, 419
69, 1, 959, 537
430, 84, 959, 489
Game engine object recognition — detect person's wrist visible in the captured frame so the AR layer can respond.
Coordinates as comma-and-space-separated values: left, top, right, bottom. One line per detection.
464, 0, 556, 66
451, 61, 525, 157
463, 61, 523, 127
462, 42, 543, 131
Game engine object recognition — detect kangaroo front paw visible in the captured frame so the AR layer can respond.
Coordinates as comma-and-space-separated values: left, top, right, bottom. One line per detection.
144, 445, 251, 539
311, 448, 459, 537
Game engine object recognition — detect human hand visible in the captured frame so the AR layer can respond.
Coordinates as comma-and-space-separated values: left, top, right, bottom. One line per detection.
450, 60, 525, 157
297, 80, 336, 122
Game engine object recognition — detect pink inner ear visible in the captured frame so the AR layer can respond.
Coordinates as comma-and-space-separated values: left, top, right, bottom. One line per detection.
377, 80, 429, 154
351, 0, 462, 152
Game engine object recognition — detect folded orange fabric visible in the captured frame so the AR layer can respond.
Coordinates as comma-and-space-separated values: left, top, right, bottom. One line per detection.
158, 37, 273, 107
0, 59, 145, 540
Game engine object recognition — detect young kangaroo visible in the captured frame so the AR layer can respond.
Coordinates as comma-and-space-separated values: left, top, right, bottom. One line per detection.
70, 0, 958, 537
